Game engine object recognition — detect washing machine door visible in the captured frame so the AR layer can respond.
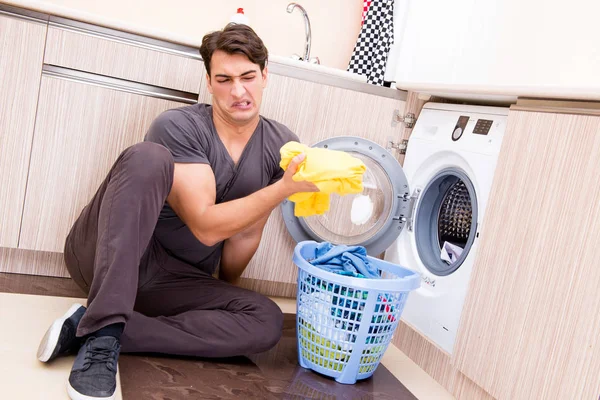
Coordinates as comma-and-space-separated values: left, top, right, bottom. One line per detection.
281, 136, 410, 256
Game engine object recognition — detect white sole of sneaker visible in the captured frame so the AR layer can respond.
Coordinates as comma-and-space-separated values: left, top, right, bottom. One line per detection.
67, 381, 116, 400
37, 303, 84, 362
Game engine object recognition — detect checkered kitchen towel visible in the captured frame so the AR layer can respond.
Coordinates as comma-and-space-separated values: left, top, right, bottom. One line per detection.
361, 0, 372, 25
348, 0, 395, 86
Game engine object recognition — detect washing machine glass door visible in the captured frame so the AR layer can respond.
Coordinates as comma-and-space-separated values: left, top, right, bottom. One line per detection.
281, 136, 410, 256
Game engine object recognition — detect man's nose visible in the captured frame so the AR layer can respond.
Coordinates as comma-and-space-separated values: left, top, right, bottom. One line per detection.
231, 80, 245, 98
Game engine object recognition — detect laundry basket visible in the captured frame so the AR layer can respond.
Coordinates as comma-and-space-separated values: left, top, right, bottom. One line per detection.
294, 240, 420, 385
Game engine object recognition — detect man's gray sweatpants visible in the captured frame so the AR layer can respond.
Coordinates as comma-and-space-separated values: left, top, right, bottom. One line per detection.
63, 142, 283, 357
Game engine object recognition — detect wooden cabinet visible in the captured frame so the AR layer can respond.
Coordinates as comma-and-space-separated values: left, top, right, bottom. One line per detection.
0, 4, 409, 287
199, 71, 408, 297
44, 19, 203, 94
452, 107, 600, 399
0, 13, 47, 248
18, 70, 194, 252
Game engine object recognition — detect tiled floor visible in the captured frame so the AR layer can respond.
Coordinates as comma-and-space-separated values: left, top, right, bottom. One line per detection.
0, 272, 422, 399
0, 292, 123, 400
118, 315, 414, 400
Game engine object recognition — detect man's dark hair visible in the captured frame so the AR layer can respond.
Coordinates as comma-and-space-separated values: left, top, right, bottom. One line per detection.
200, 23, 269, 77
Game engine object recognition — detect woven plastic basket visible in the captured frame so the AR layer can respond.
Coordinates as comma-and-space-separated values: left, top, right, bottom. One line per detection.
294, 240, 420, 384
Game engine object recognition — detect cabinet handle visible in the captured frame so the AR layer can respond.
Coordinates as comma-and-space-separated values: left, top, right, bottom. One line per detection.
0, 4, 49, 23
48, 16, 201, 60
42, 64, 198, 104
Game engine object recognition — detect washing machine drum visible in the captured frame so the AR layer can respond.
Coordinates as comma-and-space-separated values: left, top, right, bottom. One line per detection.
281, 136, 411, 256
438, 181, 472, 243
413, 169, 478, 276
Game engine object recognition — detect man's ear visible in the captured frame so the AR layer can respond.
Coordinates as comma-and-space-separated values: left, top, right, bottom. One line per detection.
262, 66, 268, 88
206, 73, 213, 94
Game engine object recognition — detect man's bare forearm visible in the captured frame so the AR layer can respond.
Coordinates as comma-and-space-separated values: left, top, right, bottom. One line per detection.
189, 180, 289, 246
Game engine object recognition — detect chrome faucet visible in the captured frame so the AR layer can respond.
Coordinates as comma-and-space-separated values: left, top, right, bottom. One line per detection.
286, 3, 319, 64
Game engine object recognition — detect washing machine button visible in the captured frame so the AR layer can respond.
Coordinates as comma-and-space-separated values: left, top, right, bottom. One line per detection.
452, 115, 469, 141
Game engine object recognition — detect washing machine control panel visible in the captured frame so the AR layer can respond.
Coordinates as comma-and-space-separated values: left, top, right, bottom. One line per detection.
473, 119, 493, 135
447, 114, 505, 153
408, 107, 509, 155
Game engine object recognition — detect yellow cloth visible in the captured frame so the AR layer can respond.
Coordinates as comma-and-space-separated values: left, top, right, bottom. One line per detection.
279, 141, 366, 217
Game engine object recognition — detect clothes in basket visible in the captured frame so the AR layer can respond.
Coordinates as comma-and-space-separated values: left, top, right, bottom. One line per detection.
298, 291, 354, 352
308, 242, 380, 279
308, 242, 396, 328
302, 275, 398, 334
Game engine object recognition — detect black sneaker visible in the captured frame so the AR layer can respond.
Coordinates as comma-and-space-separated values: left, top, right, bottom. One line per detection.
67, 336, 121, 400
37, 303, 86, 362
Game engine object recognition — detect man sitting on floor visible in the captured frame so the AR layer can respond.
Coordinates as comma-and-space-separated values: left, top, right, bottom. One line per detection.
36, 23, 318, 400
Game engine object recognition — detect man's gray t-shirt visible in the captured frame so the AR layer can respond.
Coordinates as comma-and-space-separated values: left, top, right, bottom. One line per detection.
144, 103, 299, 274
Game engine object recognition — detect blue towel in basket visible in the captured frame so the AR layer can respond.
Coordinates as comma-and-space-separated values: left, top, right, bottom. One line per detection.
309, 242, 381, 279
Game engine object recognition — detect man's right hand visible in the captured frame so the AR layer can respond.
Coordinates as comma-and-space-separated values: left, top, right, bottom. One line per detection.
279, 154, 320, 197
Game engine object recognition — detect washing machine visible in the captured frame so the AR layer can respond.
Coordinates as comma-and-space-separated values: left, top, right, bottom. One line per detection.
384, 103, 508, 355
281, 102, 508, 356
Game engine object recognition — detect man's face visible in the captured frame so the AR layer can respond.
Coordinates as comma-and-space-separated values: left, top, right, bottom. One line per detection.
207, 50, 267, 126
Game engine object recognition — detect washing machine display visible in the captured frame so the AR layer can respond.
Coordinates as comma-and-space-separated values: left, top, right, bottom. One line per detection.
473, 119, 494, 135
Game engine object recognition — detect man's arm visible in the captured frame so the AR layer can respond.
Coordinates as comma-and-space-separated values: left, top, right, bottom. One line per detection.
218, 214, 270, 284
167, 154, 317, 247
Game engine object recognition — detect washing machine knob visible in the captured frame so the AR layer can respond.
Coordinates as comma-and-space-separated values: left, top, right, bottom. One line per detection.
452, 127, 463, 141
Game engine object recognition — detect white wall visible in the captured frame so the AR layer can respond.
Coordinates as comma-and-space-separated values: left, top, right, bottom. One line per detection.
392, 0, 600, 90
6, 0, 364, 70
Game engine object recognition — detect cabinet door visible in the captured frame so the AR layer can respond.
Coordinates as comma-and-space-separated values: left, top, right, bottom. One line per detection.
453, 109, 600, 399
0, 14, 46, 247
393, 2, 600, 94
18, 71, 192, 252
44, 23, 203, 93
200, 72, 407, 297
